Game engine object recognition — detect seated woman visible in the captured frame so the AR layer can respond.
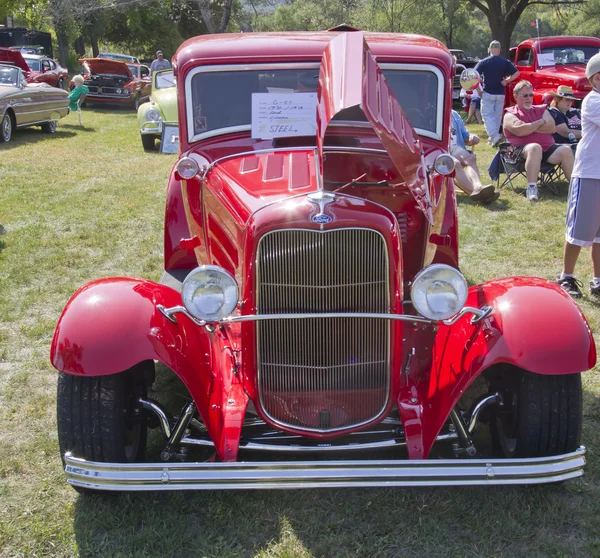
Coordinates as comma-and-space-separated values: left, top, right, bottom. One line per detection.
547, 85, 581, 145
68, 75, 89, 112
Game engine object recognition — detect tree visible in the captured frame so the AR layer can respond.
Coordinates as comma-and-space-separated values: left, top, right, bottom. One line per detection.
463, 0, 585, 56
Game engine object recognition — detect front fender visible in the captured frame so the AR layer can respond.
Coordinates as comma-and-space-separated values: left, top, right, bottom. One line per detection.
399, 276, 596, 459
51, 277, 248, 461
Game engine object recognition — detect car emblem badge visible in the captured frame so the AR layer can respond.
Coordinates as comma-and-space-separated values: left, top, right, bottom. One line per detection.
308, 192, 335, 225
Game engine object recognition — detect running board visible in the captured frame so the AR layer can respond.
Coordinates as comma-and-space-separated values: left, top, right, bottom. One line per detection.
64, 447, 586, 491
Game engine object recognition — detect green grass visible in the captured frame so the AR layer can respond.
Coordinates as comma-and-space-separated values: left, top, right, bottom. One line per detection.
1, 110, 599, 557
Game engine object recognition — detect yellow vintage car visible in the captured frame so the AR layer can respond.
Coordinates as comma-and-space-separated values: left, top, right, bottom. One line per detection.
137, 68, 177, 150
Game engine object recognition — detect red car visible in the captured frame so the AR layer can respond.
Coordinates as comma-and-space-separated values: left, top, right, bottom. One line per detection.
0, 48, 68, 88
73, 58, 152, 110
52, 28, 595, 492
507, 36, 600, 106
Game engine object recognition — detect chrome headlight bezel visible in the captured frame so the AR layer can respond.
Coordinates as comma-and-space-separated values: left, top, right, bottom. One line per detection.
434, 154, 456, 175
145, 107, 161, 122
181, 265, 239, 322
410, 264, 468, 321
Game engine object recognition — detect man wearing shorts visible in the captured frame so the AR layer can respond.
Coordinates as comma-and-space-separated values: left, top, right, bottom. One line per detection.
449, 109, 499, 203
503, 80, 574, 201
556, 53, 600, 298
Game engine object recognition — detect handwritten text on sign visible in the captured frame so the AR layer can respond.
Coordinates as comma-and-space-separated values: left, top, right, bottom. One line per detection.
251, 93, 317, 139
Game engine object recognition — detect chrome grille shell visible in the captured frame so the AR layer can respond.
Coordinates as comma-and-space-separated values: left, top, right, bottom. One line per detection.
256, 228, 391, 433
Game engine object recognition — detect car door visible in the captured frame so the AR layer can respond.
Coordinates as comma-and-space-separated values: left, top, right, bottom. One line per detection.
140, 65, 152, 99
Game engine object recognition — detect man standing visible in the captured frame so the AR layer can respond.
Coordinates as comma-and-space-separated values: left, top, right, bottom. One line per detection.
502, 80, 574, 201
150, 50, 171, 73
475, 40, 520, 147
555, 53, 600, 298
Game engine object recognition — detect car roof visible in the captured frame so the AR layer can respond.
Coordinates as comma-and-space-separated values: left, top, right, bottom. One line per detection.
174, 31, 453, 75
518, 35, 600, 48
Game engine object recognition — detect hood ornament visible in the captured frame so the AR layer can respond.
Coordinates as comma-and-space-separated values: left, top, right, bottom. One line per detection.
307, 192, 335, 225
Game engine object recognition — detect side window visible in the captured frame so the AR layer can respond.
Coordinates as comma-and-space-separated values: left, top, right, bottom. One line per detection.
516, 48, 533, 67
49, 60, 56, 70
141, 66, 150, 78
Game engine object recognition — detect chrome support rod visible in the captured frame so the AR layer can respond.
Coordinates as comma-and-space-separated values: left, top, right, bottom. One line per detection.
140, 398, 172, 439
161, 402, 196, 461
468, 393, 501, 433
450, 409, 476, 457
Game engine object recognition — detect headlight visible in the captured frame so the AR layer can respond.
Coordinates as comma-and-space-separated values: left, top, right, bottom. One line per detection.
177, 157, 199, 179
145, 108, 161, 122
411, 264, 468, 321
182, 265, 238, 322
434, 154, 455, 175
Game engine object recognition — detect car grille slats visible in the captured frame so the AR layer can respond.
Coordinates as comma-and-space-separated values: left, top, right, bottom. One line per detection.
256, 229, 390, 432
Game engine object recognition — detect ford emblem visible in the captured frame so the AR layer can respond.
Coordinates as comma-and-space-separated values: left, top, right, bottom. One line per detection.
312, 214, 332, 224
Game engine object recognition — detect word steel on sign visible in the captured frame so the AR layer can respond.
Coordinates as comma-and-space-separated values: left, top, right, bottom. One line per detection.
251, 93, 317, 139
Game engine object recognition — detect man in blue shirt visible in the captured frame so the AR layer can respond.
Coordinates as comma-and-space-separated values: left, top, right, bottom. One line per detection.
450, 110, 499, 204
475, 40, 520, 147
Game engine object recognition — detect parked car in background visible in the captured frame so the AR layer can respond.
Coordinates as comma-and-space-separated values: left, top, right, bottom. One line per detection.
53, 28, 594, 492
0, 63, 69, 143
11, 45, 46, 55
73, 57, 151, 110
137, 68, 177, 150
0, 47, 68, 88
508, 36, 600, 106
449, 48, 479, 101
98, 52, 140, 64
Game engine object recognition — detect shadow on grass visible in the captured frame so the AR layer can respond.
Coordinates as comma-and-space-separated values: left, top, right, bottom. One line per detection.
0, 128, 77, 149
59, 123, 97, 133
0, 224, 4, 254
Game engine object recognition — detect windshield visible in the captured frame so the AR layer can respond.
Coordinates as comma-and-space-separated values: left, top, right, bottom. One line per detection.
156, 70, 175, 89
100, 53, 138, 63
0, 66, 19, 87
24, 58, 40, 72
541, 46, 600, 65
188, 65, 440, 140
127, 64, 139, 78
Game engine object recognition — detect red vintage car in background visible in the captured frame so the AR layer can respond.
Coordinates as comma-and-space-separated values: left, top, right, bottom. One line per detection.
0, 47, 68, 88
72, 57, 151, 109
508, 35, 600, 106
52, 28, 595, 491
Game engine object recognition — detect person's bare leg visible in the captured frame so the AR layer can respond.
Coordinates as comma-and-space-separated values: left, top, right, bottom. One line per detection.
547, 145, 574, 181
592, 243, 600, 277
523, 143, 542, 183
466, 103, 476, 124
475, 108, 483, 124
453, 164, 474, 194
563, 242, 582, 275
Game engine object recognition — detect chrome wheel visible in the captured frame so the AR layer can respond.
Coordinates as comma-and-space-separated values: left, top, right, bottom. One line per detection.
1, 113, 12, 142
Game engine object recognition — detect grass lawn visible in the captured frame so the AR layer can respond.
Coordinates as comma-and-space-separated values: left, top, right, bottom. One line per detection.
0, 108, 599, 558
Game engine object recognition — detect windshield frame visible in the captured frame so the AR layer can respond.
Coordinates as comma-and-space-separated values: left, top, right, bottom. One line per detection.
185, 61, 444, 144
540, 45, 600, 65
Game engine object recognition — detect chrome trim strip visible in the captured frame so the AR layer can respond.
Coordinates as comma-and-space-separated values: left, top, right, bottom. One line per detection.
63, 447, 586, 490
16, 118, 59, 128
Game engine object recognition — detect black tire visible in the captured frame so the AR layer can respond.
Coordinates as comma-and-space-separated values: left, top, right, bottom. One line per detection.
57, 78, 64, 89
0, 112, 13, 142
490, 369, 582, 458
41, 120, 57, 134
57, 362, 153, 466
141, 134, 156, 151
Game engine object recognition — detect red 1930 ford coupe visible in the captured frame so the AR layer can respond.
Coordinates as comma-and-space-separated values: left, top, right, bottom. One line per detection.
51, 28, 595, 492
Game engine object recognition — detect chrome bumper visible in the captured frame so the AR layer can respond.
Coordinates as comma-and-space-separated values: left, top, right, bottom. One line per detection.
64, 447, 586, 491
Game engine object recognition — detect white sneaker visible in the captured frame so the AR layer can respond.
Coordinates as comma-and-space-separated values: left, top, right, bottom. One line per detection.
526, 184, 539, 201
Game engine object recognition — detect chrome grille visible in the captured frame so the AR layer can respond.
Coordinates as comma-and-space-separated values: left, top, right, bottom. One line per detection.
256, 229, 390, 432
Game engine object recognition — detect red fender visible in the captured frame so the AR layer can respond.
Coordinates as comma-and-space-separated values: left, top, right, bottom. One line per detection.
398, 276, 596, 459
50, 277, 247, 461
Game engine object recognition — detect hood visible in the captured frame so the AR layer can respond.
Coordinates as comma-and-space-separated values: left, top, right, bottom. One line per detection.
152, 87, 178, 121
80, 58, 132, 77
537, 64, 587, 80
0, 48, 30, 73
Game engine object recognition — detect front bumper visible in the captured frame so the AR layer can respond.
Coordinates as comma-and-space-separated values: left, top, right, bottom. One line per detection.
64, 447, 586, 491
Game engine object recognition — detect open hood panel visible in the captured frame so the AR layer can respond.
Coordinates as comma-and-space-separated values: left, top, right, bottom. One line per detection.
316, 31, 433, 224
0, 47, 30, 73
80, 58, 133, 77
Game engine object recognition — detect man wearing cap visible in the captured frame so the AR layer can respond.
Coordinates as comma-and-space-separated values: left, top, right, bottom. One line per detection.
150, 50, 171, 73
474, 40, 520, 147
502, 80, 574, 201
556, 53, 600, 298
547, 85, 582, 145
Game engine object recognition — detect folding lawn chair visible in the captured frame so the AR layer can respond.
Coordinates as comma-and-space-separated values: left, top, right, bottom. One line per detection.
493, 142, 564, 196
76, 95, 86, 126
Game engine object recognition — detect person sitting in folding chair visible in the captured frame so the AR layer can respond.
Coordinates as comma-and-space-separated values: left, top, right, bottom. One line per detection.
68, 75, 89, 120
450, 109, 499, 204
502, 80, 574, 201
547, 85, 581, 151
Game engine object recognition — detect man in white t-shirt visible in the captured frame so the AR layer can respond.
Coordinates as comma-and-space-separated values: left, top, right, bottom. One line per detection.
556, 53, 600, 298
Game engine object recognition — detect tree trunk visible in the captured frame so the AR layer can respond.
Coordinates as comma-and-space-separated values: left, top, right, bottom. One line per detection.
56, 28, 69, 68
91, 35, 99, 58
74, 36, 85, 58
